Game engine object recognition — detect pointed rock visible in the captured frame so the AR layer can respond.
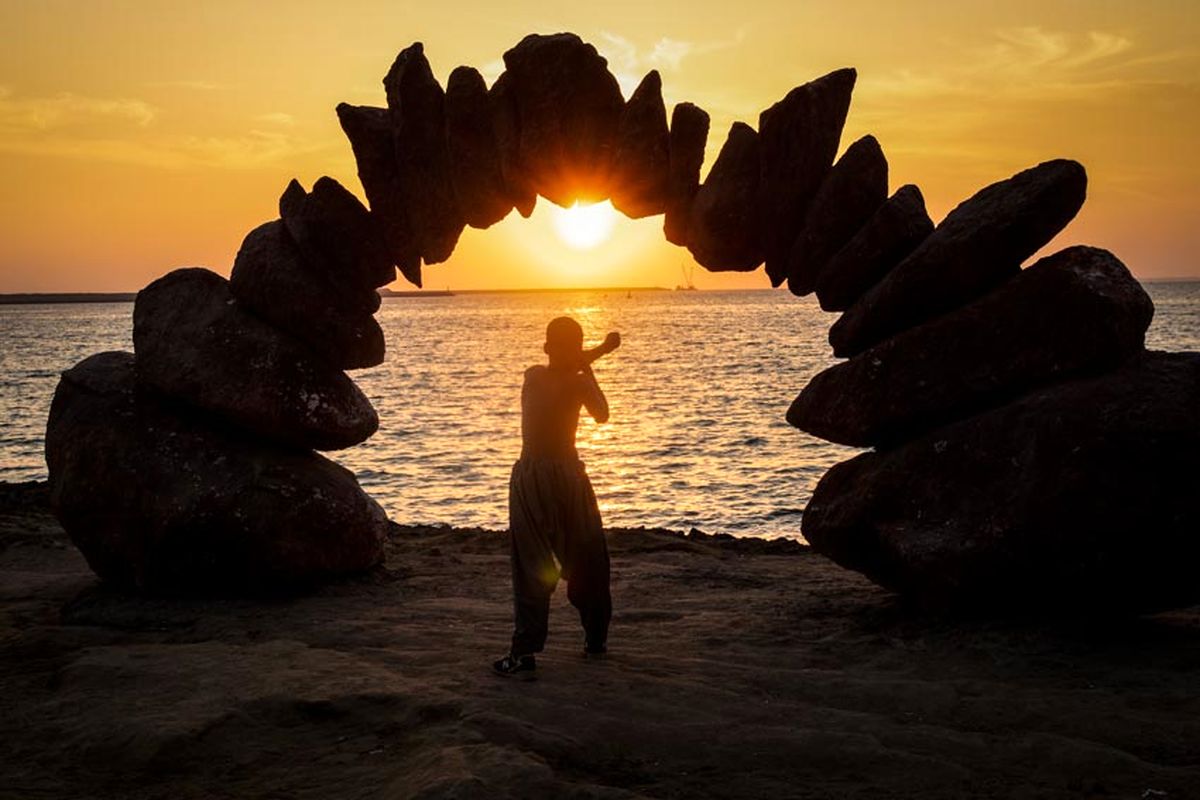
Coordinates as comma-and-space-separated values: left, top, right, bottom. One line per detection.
801, 351, 1200, 613
384, 42, 465, 265
815, 184, 933, 312
278, 177, 395, 291
789, 246, 1154, 447
786, 135, 888, 296
686, 122, 763, 271
133, 268, 379, 451
663, 102, 710, 246
445, 66, 513, 229
501, 33, 624, 207
609, 70, 670, 219
759, 68, 857, 287
231, 221, 385, 370
46, 351, 388, 593
488, 71, 536, 218
829, 159, 1087, 357
336, 102, 422, 286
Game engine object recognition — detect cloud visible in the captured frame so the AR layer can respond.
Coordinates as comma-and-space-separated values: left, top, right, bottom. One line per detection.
597, 30, 748, 97
862, 27, 1192, 103
0, 86, 157, 131
255, 112, 295, 126
145, 80, 223, 91
0, 128, 328, 170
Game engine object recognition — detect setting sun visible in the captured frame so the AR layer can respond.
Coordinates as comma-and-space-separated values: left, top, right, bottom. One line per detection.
552, 201, 619, 250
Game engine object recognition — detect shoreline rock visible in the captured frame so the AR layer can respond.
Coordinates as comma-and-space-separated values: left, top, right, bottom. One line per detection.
687, 122, 763, 271
759, 68, 857, 287
133, 268, 379, 451
44, 352, 388, 594
790, 246, 1154, 447
786, 134, 888, 296
801, 350, 1200, 613
815, 184, 933, 312
609, 70, 670, 219
830, 159, 1088, 357
230, 220, 385, 370
663, 102, 710, 247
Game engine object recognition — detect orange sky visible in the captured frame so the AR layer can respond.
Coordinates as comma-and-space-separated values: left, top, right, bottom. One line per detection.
1, 0, 1198, 292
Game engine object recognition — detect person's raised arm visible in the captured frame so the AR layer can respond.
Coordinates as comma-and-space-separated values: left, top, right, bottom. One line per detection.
578, 363, 609, 424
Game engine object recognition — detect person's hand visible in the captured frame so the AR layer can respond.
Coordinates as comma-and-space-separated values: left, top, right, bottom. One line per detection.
603, 331, 621, 352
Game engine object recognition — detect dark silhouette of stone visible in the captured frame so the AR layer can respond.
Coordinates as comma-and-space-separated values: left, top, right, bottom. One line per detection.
759, 68, 857, 287
383, 42, 464, 265
687, 122, 763, 271
445, 66, 512, 229
133, 268, 378, 451
488, 71, 537, 218
45, 352, 388, 594
278, 178, 395, 291
815, 184, 933, 312
786, 134, 888, 296
663, 102, 710, 246
789, 246, 1154, 446
609, 70, 669, 219
230, 221, 385, 370
501, 33, 624, 207
802, 351, 1200, 613
830, 159, 1088, 357
335, 102, 422, 286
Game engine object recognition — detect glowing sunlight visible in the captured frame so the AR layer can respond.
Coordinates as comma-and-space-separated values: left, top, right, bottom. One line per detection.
552, 201, 618, 250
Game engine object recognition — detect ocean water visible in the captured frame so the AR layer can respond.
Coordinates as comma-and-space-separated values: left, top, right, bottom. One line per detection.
2, 284, 1197, 539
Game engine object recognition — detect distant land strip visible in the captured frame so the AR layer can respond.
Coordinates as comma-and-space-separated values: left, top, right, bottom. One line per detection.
1, 286, 676, 305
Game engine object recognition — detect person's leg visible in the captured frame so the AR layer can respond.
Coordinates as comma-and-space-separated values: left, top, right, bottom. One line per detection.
562, 464, 612, 651
508, 461, 560, 656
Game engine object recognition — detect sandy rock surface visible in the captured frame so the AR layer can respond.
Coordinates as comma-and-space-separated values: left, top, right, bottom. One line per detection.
2, 483, 1197, 799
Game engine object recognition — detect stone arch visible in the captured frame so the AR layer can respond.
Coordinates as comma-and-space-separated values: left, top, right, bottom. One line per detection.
44, 33, 1198, 612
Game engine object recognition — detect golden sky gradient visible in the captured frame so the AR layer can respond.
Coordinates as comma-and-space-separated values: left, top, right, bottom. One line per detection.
1, 0, 1197, 292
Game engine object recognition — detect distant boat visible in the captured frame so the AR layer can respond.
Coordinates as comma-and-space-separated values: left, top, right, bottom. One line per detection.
675, 261, 698, 291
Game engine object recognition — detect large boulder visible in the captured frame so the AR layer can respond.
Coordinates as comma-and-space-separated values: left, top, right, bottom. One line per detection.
384, 42, 465, 265
487, 71, 537, 218
801, 350, 1200, 613
45, 352, 388, 593
230, 221, 385, 370
815, 184, 933, 312
133, 268, 378, 451
278, 177, 395, 291
758, 68, 857, 287
830, 159, 1088, 357
335, 102, 422, 286
786, 134, 888, 296
445, 65, 513, 229
663, 102, 710, 246
609, 70, 670, 219
686, 122, 763, 271
789, 246, 1154, 447
501, 33, 624, 207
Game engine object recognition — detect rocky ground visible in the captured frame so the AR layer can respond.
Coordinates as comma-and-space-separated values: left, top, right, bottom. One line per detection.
2, 480, 1198, 799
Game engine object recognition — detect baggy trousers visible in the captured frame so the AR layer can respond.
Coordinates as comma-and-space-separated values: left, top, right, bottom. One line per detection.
508, 457, 611, 655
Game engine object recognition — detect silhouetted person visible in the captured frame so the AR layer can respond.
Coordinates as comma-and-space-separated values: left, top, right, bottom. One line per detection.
493, 317, 620, 679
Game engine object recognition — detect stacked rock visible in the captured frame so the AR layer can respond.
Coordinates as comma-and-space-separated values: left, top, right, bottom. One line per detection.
43, 32, 1197, 609
45, 178, 394, 594
783, 156, 1198, 612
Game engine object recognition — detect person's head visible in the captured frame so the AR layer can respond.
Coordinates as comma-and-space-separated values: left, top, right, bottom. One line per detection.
544, 316, 583, 367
